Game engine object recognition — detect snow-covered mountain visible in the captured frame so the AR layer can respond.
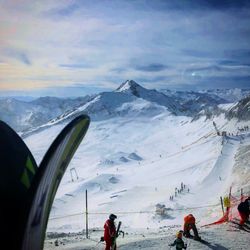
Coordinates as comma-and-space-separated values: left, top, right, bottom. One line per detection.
1, 81, 250, 135
1, 80, 250, 248
116, 80, 182, 114
161, 89, 228, 105
200, 88, 250, 102
0, 96, 92, 132
226, 95, 250, 121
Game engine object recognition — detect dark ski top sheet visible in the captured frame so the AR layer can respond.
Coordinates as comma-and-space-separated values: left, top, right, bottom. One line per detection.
0, 120, 38, 248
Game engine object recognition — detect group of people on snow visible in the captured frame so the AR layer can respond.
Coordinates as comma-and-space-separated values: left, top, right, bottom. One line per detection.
103, 196, 250, 250
170, 182, 188, 200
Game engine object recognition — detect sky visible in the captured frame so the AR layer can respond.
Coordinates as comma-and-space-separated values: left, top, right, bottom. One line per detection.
0, 0, 250, 97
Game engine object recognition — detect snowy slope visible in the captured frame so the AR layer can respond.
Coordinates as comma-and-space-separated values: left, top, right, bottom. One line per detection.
24, 106, 250, 234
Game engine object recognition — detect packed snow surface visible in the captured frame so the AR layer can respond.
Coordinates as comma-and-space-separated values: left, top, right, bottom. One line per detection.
24, 108, 250, 249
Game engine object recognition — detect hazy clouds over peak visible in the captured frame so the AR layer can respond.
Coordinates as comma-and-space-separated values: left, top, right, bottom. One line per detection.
0, 0, 250, 97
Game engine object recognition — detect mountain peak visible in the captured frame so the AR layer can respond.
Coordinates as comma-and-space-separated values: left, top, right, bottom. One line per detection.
116, 80, 145, 97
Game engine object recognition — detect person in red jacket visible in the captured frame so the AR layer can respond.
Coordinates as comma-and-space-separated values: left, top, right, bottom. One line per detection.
104, 214, 117, 250
183, 214, 201, 240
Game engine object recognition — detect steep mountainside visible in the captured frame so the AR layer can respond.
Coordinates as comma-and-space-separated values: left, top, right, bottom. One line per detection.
226, 95, 250, 120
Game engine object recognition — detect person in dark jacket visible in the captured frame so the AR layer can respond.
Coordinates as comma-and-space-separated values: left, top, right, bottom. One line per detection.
238, 197, 250, 226
104, 214, 117, 250
169, 230, 187, 249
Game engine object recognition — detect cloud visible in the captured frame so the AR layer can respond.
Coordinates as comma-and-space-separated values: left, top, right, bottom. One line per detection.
59, 63, 92, 69
110, 67, 127, 74
44, 2, 79, 18
0, 0, 250, 95
181, 49, 213, 58
3, 48, 31, 65
134, 63, 169, 72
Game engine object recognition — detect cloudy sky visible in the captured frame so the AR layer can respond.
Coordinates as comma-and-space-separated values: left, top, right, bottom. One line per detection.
0, 0, 250, 97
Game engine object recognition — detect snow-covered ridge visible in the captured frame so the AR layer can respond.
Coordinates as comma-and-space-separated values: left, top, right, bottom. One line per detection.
1, 81, 250, 134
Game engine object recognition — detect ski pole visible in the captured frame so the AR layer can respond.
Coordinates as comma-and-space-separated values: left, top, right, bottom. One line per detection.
90, 239, 102, 250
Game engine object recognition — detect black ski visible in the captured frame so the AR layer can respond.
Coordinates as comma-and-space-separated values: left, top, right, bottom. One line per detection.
0, 115, 90, 250
230, 221, 250, 233
112, 221, 122, 250
0, 120, 38, 249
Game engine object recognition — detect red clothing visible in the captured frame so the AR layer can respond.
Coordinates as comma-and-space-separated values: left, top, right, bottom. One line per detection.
239, 211, 249, 225
238, 199, 250, 225
105, 241, 116, 250
183, 214, 199, 238
104, 219, 116, 250
184, 214, 196, 224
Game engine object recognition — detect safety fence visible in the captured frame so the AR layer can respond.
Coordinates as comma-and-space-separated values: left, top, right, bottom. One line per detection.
47, 187, 249, 237
49, 203, 221, 221
202, 187, 249, 227
47, 202, 221, 236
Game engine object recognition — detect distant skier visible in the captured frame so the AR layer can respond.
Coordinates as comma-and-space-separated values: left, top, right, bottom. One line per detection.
237, 197, 250, 227
183, 214, 201, 240
104, 214, 117, 250
169, 230, 187, 249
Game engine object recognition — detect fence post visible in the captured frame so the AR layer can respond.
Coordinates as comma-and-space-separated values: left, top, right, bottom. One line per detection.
220, 196, 224, 216
85, 189, 88, 238
228, 186, 232, 221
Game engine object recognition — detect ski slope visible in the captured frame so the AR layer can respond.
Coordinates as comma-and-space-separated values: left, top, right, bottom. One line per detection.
24, 111, 248, 233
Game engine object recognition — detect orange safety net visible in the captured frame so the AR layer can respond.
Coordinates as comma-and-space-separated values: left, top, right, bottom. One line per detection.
202, 194, 249, 227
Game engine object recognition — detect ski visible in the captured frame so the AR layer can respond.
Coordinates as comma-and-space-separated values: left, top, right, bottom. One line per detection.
230, 221, 250, 232
229, 224, 250, 233
112, 221, 122, 250
22, 115, 90, 250
0, 120, 38, 249
0, 115, 90, 250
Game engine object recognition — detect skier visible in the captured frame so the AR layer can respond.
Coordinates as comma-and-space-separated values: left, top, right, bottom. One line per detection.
183, 214, 201, 240
104, 214, 117, 250
169, 230, 187, 249
237, 197, 250, 226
